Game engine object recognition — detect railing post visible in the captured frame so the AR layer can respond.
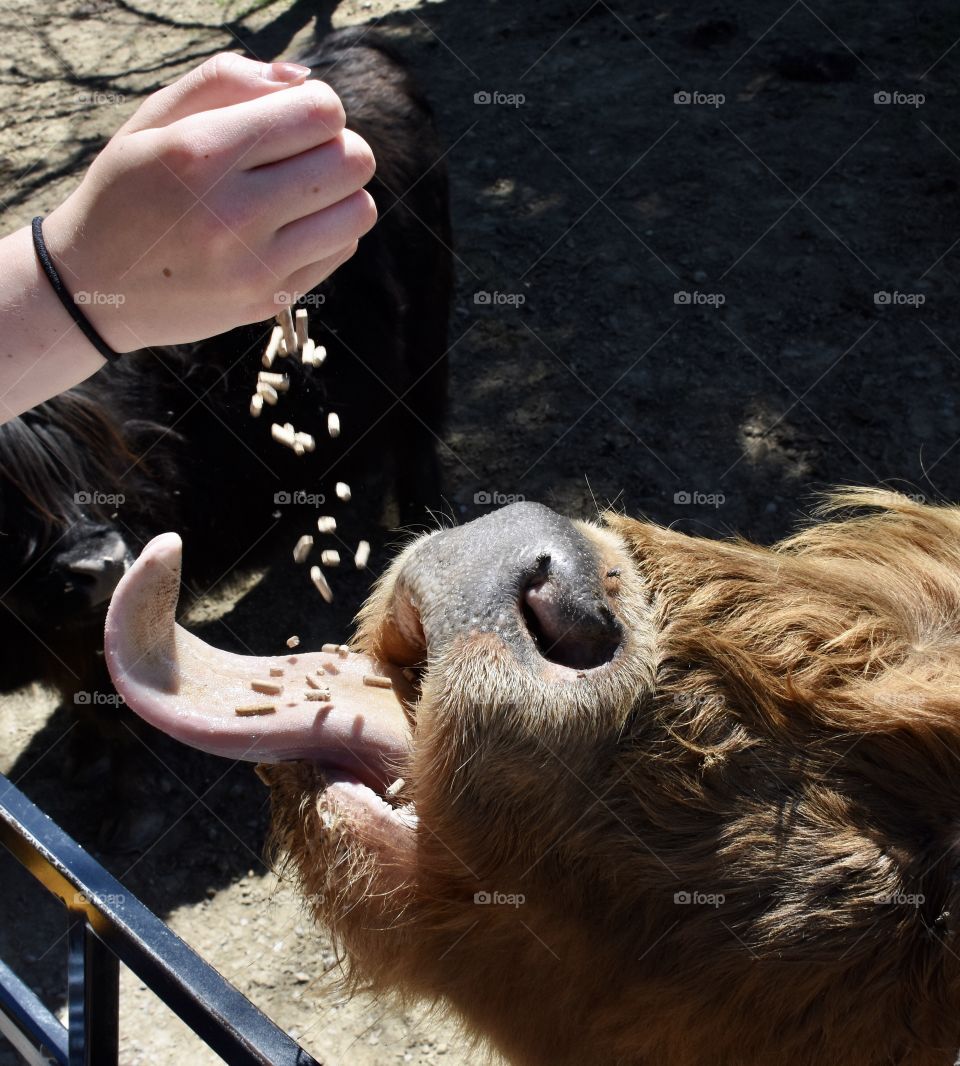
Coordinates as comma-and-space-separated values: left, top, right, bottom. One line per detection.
67, 916, 118, 1066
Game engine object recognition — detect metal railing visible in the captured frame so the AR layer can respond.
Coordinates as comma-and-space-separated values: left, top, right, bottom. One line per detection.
0, 773, 320, 1065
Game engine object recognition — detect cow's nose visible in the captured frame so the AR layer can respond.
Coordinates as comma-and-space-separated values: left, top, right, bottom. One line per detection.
54, 528, 132, 610
519, 552, 622, 670
395, 502, 623, 672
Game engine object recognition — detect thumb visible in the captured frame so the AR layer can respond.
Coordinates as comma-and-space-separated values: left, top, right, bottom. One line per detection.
124, 52, 310, 133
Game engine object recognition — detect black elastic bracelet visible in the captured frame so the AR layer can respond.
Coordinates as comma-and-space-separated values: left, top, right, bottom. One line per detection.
31, 216, 120, 363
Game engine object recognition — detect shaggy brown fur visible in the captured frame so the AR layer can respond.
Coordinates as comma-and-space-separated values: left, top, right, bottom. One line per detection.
269, 490, 960, 1065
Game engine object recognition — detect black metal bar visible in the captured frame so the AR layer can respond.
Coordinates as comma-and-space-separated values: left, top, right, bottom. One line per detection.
67, 915, 118, 1066
0, 774, 321, 1065
0, 955, 67, 1065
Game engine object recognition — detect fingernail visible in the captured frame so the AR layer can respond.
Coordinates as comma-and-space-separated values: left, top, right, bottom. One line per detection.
266, 62, 310, 83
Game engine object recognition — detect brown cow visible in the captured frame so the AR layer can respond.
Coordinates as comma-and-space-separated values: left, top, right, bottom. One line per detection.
105, 490, 960, 1066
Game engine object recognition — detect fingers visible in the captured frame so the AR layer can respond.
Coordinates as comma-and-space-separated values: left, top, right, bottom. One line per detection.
125, 52, 310, 133
164, 79, 347, 174
241, 243, 360, 326
282, 243, 360, 301
271, 189, 377, 274
248, 129, 376, 227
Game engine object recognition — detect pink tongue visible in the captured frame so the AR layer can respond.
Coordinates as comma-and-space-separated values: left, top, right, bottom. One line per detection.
104, 534, 412, 782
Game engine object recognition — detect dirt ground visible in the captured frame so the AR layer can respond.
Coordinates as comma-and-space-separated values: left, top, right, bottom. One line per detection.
2, 0, 960, 1062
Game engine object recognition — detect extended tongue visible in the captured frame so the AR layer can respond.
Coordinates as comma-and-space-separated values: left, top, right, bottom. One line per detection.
104, 533, 412, 782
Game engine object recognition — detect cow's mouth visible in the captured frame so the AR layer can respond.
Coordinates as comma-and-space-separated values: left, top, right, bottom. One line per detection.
104, 506, 627, 840
103, 533, 421, 833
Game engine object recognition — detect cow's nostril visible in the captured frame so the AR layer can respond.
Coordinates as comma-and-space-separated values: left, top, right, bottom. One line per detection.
520, 575, 622, 671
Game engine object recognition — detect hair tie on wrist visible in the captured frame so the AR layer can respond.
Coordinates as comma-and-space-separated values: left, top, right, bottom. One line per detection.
31, 216, 121, 363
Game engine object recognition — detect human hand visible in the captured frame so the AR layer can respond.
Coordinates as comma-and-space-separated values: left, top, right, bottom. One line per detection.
41, 52, 377, 352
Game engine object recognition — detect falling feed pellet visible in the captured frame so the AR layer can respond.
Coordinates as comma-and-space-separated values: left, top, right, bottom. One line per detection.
354, 540, 370, 570
320, 549, 340, 568
315, 344, 327, 366
286, 635, 300, 649
293, 535, 313, 565
251, 679, 283, 695
327, 412, 340, 438
300, 338, 316, 366
269, 667, 284, 677
337, 645, 350, 657
305, 689, 332, 702
385, 777, 405, 797
295, 308, 309, 348
321, 643, 339, 654
310, 565, 333, 603
262, 325, 283, 369
278, 308, 297, 354
317, 516, 336, 535
335, 482, 351, 502
294, 431, 315, 453
258, 371, 289, 392
249, 394, 263, 418
363, 674, 393, 689
235, 704, 276, 717
257, 382, 279, 406
305, 673, 324, 690
271, 423, 296, 449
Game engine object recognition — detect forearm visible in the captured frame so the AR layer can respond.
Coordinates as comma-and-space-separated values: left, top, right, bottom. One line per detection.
0, 223, 106, 423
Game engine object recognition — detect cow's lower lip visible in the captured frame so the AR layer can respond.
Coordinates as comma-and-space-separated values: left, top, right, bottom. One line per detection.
313, 769, 418, 833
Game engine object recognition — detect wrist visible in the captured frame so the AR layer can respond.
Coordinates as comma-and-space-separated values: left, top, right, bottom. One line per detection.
42, 198, 139, 355
0, 224, 107, 421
